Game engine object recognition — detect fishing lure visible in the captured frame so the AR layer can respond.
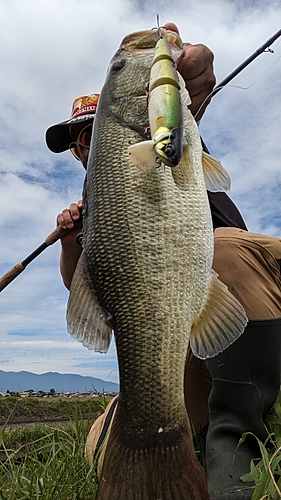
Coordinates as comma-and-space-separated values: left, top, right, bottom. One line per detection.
128, 33, 184, 172
148, 34, 183, 167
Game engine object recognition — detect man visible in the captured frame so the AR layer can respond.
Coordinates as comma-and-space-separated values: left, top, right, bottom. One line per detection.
46, 93, 99, 289
46, 24, 281, 499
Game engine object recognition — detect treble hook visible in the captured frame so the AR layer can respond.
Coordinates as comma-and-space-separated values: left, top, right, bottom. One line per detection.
151, 14, 164, 38
156, 14, 164, 38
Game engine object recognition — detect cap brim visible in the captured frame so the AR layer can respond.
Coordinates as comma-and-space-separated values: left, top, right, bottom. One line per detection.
45, 114, 95, 153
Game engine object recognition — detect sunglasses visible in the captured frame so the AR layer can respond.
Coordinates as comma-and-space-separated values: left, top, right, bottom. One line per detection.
69, 124, 92, 160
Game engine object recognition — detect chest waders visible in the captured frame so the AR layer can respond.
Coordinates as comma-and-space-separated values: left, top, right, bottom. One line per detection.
204, 317, 281, 499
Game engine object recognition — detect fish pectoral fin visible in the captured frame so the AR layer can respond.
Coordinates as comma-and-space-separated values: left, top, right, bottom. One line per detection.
189, 270, 248, 359
128, 140, 158, 172
202, 151, 231, 192
66, 251, 113, 353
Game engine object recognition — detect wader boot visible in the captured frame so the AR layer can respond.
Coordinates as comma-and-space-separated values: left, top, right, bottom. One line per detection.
205, 318, 281, 500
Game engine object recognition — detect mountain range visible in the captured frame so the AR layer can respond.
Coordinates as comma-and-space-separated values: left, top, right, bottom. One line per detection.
0, 370, 119, 394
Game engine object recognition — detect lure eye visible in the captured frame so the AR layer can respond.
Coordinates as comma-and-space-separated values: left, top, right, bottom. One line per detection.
164, 144, 175, 157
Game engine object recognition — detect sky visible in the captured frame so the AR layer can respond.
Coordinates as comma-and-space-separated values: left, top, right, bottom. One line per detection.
0, 0, 280, 386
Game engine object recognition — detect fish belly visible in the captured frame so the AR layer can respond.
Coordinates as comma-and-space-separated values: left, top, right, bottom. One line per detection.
85, 105, 211, 499
87, 112, 211, 407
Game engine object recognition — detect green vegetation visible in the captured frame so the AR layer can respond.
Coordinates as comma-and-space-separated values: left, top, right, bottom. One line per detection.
240, 391, 281, 499
0, 393, 280, 499
0, 396, 106, 426
0, 411, 98, 499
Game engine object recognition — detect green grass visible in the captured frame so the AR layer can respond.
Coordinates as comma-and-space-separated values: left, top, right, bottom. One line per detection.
0, 392, 280, 499
0, 396, 106, 426
239, 391, 281, 499
0, 412, 98, 499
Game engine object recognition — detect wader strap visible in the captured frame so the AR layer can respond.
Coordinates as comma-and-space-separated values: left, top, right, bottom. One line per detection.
93, 396, 119, 475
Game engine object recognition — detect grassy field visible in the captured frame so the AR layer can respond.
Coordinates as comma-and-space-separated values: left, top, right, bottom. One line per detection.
0, 396, 109, 499
0, 415, 99, 499
0, 393, 280, 499
0, 395, 108, 426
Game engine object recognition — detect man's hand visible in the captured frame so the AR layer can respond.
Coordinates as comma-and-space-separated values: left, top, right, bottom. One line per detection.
56, 200, 83, 290
56, 200, 83, 245
164, 22, 216, 120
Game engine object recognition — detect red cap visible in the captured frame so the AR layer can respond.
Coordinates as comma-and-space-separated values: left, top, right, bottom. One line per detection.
46, 94, 99, 153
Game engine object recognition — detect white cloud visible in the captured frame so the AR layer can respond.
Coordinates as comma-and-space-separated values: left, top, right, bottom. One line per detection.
0, 0, 280, 381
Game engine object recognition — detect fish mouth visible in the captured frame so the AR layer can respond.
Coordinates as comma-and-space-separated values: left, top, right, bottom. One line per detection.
119, 28, 183, 53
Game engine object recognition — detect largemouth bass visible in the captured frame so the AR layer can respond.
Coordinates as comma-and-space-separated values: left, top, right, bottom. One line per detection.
67, 28, 247, 499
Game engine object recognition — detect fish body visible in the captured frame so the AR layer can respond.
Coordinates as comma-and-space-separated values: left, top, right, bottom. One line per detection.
67, 28, 247, 499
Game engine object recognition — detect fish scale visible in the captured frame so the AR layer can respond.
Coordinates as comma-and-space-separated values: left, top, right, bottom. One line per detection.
87, 123, 209, 368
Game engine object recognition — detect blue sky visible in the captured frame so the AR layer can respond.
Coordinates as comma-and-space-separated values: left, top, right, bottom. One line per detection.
0, 0, 280, 384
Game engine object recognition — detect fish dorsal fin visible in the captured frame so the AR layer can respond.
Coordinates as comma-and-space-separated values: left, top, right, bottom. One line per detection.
190, 270, 247, 359
67, 251, 113, 353
202, 151, 231, 192
128, 140, 158, 172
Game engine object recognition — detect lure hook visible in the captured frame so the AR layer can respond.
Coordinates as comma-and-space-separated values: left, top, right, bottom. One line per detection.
156, 13, 164, 39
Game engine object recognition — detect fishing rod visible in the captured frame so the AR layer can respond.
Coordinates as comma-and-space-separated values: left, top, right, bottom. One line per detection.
0, 225, 71, 292
1, 28, 281, 292
212, 28, 281, 96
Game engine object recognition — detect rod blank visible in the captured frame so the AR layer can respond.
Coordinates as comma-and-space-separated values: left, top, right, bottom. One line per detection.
0, 225, 70, 292
213, 28, 281, 96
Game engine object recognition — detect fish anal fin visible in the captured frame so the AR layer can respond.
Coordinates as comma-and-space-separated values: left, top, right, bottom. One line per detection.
202, 151, 231, 192
128, 140, 158, 172
96, 416, 210, 499
67, 251, 112, 353
190, 270, 248, 359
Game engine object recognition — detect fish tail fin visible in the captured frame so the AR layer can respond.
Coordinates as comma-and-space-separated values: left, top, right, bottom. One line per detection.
202, 151, 231, 192
96, 415, 209, 500
67, 251, 112, 353
190, 270, 248, 359
128, 140, 158, 172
